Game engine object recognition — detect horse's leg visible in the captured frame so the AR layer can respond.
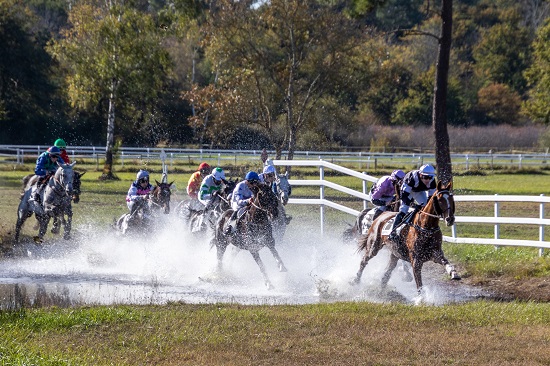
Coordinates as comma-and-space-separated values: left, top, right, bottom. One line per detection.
215, 239, 228, 272
63, 205, 73, 240
433, 250, 461, 280
266, 235, 287, 272
35, 214, 50, 243
15, 214, 28, 243
380, 254, 399, 288
250, 251, 274, 290
411, 258, 424, 293
51, 215, 61, 234
352, 234, 383, 285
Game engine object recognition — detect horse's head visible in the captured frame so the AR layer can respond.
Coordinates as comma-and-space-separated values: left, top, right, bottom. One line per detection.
54, 162, 76, 198
275, 172, 291, 205
72, 171, 85, 203
153, 180, 173, 214
223, 178, 238, 197
255, 184, 279, 219
432, 180, 455, 226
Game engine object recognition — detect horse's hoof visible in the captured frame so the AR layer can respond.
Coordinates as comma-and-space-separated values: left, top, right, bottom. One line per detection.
51, 227, 60, 234
63, 234, 71, 240
349, 278, 360, 286
265, 281, 274, 290
33, 236, 43, 244
450, 271, 461, 280
279, 264, 288, 272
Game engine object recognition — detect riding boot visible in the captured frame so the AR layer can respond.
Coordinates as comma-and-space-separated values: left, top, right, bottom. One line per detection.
388, 212, 406, 241
223, 211, 238, 235
34, 180, 46, 203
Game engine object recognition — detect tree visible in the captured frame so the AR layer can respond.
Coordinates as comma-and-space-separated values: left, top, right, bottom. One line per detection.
187, 0, 360, 160
523, 19, 550, 124
48, 2, 171, 179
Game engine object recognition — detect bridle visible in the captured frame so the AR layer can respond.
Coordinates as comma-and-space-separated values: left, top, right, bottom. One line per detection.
418, 189, 454, 221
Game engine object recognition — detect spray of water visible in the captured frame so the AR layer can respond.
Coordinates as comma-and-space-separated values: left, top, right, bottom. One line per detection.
0, 214, 483, 309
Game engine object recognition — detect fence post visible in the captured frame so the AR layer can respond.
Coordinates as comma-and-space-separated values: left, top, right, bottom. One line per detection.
494, 194, 500, 250
319, 160, 325, 236
466, 154, 469, 170
519, 154, 522, 169
218, 153, 221, 166
540, 194, 545, 257
121, 151, 124, 168
362, 172, 369, 210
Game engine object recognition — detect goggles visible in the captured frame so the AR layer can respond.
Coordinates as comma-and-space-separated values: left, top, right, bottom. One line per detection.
420, 174, 432, 180
138, 178, 149, 184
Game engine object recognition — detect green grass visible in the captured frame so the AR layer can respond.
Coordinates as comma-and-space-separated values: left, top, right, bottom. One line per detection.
0, 302, 549, 365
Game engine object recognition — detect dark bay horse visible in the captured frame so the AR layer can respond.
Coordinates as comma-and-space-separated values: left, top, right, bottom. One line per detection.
15, 162, 77, 243
212, 183, 285, 289
352, 180, 460, 294
150, 180, 174, 214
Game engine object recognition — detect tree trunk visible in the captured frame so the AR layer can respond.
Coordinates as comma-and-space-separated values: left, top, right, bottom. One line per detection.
101, 84, 117, 180
432, 0, 453, 185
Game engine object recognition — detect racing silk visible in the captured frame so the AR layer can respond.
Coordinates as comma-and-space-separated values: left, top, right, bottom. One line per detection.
198, 174, 224, 206
187, 171, 202, 199
126, 181, 153, 203
60, 149, 71, 164
34, 152, 66, 176
370, 175, 396, 206
400, 170, 436, 208
230, 181, 254, 211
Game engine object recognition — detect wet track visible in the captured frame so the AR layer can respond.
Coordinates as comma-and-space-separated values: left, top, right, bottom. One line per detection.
0, 217, 489, 309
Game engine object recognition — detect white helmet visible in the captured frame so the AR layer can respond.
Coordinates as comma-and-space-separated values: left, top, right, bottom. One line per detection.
263, 165, 276, 174
136, 170, 149, 181
419, 164, 436, 177
212, 167, 225, 181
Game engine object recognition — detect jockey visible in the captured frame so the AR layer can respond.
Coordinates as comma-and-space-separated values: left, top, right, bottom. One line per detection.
198, 167, 226, 210
54, 138, 71, 164
187, 162, 211, 200
126, 170, 153, 216
224, 171, 261, 234
33, 146, 66, 202
259, 164, 277, 193
389, 164, 437, 241
370, 169, 405, 220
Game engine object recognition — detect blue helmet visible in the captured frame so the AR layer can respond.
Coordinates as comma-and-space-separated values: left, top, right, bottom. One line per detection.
47, 146, 61, 156
245, 171, 260, 182
136, 170, 149, 181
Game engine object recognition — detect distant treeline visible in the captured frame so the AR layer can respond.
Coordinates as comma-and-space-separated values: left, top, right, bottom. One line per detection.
1, 0, 549, 150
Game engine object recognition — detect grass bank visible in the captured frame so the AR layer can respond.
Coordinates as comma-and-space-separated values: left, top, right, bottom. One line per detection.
1, 301, 549, 365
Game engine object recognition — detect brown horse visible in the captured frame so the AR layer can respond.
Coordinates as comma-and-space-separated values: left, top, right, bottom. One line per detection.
352, 180, 460, 293
212, 183, 284, 289
150, 180, 173, 214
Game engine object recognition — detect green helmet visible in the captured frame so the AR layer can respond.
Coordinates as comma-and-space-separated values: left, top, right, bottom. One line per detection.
54, 138, 66, 148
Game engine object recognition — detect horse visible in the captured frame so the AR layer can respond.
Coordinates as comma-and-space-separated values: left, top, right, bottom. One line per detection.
115, 180, 173, 236
15, 162, 77, 243
212, 183, 285, 289
149, 180, 174, 214
352, 180, 460, 294
176, 178, 238, 237
271, 172, 292, 244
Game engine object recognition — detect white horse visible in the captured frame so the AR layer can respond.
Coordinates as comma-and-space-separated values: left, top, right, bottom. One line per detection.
15, 162, 76, 243
271, 172, 292, 244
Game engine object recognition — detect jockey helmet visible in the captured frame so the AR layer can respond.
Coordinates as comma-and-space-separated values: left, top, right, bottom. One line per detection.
419, 164, 436, 177
136, 170, 149, 181
213, 167, 225, 181
54, 138, 67, 148
198, 162, 211, 171
47, 146, 61, 156
391, 169, 405, 181
263, 165, 276, 175
245, 171, 260, 183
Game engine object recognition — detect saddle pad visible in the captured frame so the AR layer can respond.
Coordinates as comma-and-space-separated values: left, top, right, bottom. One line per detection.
381, 218, 395, 236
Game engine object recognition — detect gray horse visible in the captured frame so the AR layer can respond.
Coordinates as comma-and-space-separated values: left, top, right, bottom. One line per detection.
15, 162, 76, 243
271, 172, 292, 244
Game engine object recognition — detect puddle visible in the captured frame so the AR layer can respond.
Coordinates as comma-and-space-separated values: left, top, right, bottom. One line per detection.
0, 218, 488, 309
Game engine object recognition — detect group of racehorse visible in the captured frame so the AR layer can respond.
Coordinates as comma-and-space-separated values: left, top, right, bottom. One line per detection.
14, 163, 460, 295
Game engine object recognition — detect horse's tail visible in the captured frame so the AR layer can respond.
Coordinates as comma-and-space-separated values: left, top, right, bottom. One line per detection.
356, 233, 369, 253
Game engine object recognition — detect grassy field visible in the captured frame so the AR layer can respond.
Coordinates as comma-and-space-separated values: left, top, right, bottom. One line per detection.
0, 160, 549, 365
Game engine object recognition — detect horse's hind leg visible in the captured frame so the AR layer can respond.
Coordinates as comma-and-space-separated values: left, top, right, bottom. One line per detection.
63, 206, 72, 240
351, 234, 382, 285
433, 250, 461, 280
250, 251, 274, 290
411, 258, 424, 293
381, 254, 399, 288
266, 236, 287, 272
35, 214, 50, 243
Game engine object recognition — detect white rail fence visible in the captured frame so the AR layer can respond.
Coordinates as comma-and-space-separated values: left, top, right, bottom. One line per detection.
272, 159, 549, 257
2, 145, 550, 170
